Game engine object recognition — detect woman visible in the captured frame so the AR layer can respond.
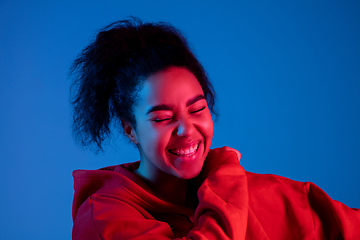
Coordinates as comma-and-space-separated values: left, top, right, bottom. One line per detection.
70, 18, 360, 240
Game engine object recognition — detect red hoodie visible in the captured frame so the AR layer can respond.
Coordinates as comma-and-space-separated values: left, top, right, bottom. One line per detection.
72, 147, 360, 239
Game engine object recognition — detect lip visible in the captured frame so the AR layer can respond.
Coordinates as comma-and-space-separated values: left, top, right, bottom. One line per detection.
167, 140, 200, 149
167, 142, 199, 157
166, 141, 203, 162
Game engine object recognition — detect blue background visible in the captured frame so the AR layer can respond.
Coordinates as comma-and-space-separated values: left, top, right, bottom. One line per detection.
1, 0, 359, 239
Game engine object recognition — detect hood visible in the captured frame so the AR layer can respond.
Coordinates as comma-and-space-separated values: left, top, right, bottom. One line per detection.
72, 162, 141, 221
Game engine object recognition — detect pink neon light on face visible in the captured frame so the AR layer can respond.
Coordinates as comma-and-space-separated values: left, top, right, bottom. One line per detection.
131, 67, 214, 180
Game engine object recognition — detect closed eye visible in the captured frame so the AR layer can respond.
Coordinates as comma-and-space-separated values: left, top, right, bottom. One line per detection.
152, 117, 172, 123
190, 106, 205, 114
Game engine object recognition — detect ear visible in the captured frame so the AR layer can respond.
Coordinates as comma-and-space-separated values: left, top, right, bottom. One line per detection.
121, 119, 139, 145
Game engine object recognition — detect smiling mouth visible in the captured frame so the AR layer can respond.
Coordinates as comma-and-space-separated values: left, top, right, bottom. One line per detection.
168, 142, 200, 157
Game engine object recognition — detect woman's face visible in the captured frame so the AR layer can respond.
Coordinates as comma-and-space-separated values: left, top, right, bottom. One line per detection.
125, 67, 214, 180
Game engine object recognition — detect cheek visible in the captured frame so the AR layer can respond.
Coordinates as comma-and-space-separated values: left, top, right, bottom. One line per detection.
193, 112, 214, 150
198, 112, 214, 138
137, 123, 173, 154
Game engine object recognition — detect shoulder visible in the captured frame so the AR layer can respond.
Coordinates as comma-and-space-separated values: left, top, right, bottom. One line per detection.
245, 171, 330, 201
245, 171, 310, 211
246, 171, 306, 191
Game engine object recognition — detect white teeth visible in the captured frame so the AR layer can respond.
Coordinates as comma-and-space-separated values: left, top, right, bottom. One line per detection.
168, 143, 199, 157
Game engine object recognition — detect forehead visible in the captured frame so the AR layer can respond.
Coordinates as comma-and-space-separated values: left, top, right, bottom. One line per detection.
137, 67, 204, 107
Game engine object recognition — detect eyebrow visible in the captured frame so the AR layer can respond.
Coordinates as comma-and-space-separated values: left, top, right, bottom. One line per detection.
146, 94, 206, 115
186, 94, 206, 107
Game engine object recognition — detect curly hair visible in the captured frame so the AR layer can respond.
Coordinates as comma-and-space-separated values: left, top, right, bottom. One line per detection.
70, 17, 217, 151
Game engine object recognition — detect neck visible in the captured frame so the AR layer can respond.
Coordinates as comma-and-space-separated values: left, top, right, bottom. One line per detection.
135, 160, 200, 207
153, 174, 189, 206
135, 165, 188, 206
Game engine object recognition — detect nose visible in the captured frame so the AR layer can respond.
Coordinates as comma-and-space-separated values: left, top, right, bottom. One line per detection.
176, 117, 194, 137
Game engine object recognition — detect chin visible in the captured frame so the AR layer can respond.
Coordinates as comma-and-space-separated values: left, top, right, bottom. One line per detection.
176, 162, 204, 179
